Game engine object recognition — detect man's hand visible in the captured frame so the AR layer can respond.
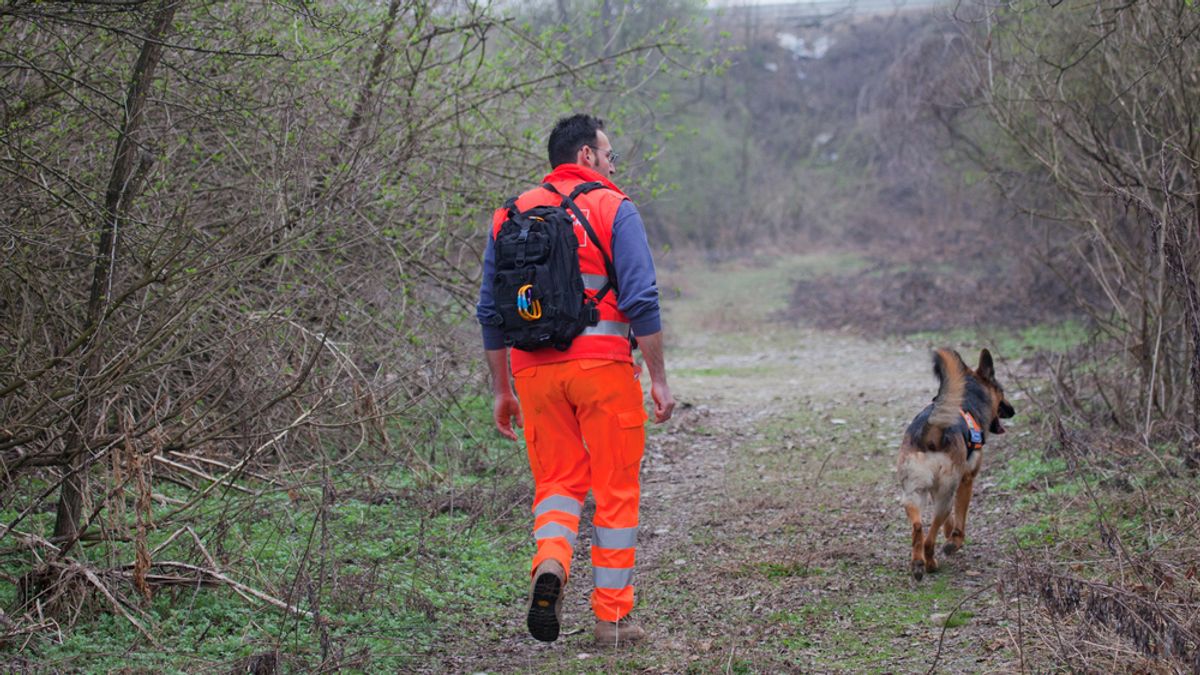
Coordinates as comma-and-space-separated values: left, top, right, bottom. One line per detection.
651, 379, 675, 423
494, 392, 523, 441
636, 331, 674, 424
485, 348, 521, 441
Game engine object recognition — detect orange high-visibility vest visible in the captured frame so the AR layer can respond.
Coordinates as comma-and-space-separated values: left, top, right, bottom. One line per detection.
491, 172, 632, 373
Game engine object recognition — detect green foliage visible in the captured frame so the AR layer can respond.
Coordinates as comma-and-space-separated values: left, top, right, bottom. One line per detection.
995, 435, 1193, 558
648, 113, 749, 246
28, 502, 529, 671
996, 450, 1068, 491
10, 395, 531, 671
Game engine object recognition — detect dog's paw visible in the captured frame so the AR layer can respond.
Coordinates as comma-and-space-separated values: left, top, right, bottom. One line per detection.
910, 560, 925, 581
942, 541, 960, 555
924, 558, 939, 573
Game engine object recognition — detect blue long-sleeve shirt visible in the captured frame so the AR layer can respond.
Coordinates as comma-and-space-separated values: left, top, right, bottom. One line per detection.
477, 200, 661, 350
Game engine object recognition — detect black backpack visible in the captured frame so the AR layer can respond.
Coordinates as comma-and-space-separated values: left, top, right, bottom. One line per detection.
490, 181, 618, 352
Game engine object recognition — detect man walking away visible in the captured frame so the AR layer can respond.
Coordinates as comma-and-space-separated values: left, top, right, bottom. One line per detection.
477, 114, 674, 647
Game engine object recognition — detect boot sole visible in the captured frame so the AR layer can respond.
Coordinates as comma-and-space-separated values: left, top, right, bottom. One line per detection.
527, 572, 562, 642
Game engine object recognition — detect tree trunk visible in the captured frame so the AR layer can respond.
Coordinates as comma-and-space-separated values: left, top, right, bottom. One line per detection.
343, 0, 403, 150
54, 0, 178, 545
1164, 216, 1200, 466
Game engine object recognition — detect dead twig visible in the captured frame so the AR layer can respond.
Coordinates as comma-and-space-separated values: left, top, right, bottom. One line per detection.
128, 561, 315, 621
77, 564, 157, 646
152, 454, 256, 495
161, 403, 322, 522
167, 450, 283, 486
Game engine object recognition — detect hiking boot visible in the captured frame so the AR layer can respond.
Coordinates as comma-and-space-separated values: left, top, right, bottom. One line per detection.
593, 615, 646, 647
526, 559, 565, 642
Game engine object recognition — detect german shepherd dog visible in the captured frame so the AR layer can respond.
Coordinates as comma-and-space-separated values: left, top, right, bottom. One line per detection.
897, 348, 1016, 580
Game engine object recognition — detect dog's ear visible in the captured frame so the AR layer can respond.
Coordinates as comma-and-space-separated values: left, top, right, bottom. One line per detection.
977, 349, 995, 380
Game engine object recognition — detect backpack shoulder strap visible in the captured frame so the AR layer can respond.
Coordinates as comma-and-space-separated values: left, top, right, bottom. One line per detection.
567, 181, 604, 200
542, 182, 619, 299
499, 195, 522, 225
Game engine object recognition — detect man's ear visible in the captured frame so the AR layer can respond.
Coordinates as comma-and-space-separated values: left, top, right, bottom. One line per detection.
977, 349, 994, 380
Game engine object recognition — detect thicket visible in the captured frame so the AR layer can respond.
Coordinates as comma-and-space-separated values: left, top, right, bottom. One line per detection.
0, 0, 711, 666
957, 0, 1200, 450
941, 0, 1200, 668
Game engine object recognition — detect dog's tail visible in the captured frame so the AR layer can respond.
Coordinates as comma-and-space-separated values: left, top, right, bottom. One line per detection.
921, 348, 966, 449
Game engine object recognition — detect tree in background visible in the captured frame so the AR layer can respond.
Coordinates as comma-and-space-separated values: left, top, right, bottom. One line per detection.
952, 0, 1200, 450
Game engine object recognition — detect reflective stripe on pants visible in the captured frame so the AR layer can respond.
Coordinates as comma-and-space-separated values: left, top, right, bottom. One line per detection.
514, 358, 647, 622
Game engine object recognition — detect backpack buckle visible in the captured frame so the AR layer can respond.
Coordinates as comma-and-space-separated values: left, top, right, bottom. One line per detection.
515, 226, 530, 267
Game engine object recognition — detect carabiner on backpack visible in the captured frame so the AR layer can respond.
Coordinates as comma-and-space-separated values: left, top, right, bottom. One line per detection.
516, 284, 542, 321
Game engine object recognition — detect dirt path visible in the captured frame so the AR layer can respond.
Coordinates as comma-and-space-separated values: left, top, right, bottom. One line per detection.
460, 255, 1031, 673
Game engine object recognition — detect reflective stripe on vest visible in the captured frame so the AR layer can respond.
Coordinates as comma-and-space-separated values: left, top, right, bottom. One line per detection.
582, 320, 629, 338
582, 273, 608, 292
593, 525, 637, 549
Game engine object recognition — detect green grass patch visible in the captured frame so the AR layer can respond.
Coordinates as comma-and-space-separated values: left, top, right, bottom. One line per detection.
994, 444, 1186, 553
907, 319, 1088, 358
673, 365, 775, 378
942, 610, 975, 628
996, 449, 1068, 490
663, 252, 870, 328
24, 486, 531, 671
6, 393, 535, 671
776, 575, 973, 670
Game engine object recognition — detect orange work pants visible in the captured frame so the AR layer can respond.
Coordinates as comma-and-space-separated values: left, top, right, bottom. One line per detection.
513, 359, 647, 622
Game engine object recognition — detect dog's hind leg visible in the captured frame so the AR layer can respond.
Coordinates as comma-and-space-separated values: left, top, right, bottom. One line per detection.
942, 513, 956, 542
904, 503, 925, 580
924, 508, 951, 574
943, 471, 976, 555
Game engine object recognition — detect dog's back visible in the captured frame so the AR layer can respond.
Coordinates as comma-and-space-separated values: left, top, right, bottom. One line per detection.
897, 349, 973, 513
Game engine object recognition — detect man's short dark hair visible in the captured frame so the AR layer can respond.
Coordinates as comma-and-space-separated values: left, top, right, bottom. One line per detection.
548, 114, 605, 167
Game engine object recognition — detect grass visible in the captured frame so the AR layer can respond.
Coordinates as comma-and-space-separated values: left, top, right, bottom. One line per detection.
749, 560, 828, 579
672, 365, 776, 378
996, 449, 1068, 491
23, 491, 532, 671
775, 575, 976, 671
993, 428, 1197, 557
660, 251, 870, 331
3, 395, 536, 672
907, 319, 1089, 358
